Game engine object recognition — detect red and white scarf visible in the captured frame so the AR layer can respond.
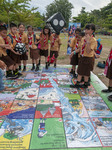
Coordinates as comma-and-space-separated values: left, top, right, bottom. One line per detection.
28, 34, 33, 48
18, 33, 22, 43
9, 33, 19, 43
3, 37, 8, 44
75, 39, 79, 50
104, 49, 112, 75
81, 39, 86, 56
51, 35, 57, 47
43, 35, 47, 47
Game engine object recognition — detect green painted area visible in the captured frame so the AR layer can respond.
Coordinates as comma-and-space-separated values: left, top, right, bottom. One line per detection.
30, 118, 66, 149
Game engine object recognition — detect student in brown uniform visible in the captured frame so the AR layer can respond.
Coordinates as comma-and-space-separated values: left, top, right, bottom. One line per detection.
0, 25, 18, 79
69, 28, 81, 78
74, 24, 97, 88
17, 23, 29, 71
48, 32, 62, 68
39, 26, 51, 69
27, 26, 40, 71
7, 23, 22, 77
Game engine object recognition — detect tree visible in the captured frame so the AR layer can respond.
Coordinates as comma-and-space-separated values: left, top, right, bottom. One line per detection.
0, 0, 31, 28
46, 0, 74, 26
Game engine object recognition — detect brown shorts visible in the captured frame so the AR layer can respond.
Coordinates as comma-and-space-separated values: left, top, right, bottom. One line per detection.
10, 51, 21, 64
70, 53, 79, 65
30, 48, 39, 60
106, 61, 112, 79
77, 56, 94, 76
0, 55, 15, 67
40, 49, 48, 57
50, 51, 58, 58
20, 52, 28, 60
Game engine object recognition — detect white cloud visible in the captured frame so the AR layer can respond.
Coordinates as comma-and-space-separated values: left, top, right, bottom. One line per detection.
30, 0, 111, 17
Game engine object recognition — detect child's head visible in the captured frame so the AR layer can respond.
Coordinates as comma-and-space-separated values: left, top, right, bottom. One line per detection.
10, 22, 17, 35
43, 25, 51, 36
85, 24, 95, 36
78, 31, 85, 41
75, 28, 81, 38
0, 25, 7, 38
27, 26, 33, 35
18, 23, 25, 33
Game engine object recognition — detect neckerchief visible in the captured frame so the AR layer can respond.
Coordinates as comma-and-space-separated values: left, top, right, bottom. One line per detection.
3, 37, 8, 44
28, 34, 33, 48
9, 33, 19, 43
104, 49, 112, 75
18, 32, 22, 43
81, 39, 86, 56
51, 34, 57, 47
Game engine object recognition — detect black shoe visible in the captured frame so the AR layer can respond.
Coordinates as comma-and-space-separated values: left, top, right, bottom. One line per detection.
31, 66, 35, 71
48, 62, 50, 67
108, 95, 112, 102
6, 73, 18, 79
69, 69, 73, 74
102, 88, 112, 93
17, 72, 23, 77
54, 63, 56, 68
80, 82, 88, 88
23, 68, 26, 72
70, 82, 81, 88
35, 65, 39, 71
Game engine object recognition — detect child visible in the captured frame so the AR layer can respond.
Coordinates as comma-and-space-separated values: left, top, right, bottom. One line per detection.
48, 32, 62, 68
17, 23, 29, 71
0, 25, 18, 79
7, 23, 22, 77
27, 26, 40, 71
69, 28, 81, 77
102, 48, 112, 94
39, 26, 51, 69
74, 24, 97, 88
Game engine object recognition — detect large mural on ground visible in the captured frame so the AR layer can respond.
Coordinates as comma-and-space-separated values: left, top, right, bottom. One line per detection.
0, 64, 112, 150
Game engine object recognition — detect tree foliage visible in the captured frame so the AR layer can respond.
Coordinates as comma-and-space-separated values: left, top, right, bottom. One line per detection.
46, 0, 74, 27
72, 2, 112, 31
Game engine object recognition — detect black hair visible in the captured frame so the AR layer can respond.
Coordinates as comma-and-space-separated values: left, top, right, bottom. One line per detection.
10, 22, 17, 28
0, 25, 7, 32
79, 31, 85, 37
85, 24, 96, 32
43, 25, 51, 37
18, 23, 25, 28
27, 25, 33, 30
75, 28, 81, 33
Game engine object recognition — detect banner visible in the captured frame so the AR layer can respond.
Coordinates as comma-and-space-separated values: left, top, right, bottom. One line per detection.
67, 23, 81, 55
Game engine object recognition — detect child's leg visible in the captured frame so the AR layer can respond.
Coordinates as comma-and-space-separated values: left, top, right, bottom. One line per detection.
72, 65, 77, 78
19, 61, 21, 70
31, 59, 35, 70
23, 60, 27, 71
45, 57, 48, 69
38, 55, 41, 65
102, 79, 112, 93
0, 69, 5, 91
54, 58, 57, 68
70, 65, 73, 74
35, 59, 39, 71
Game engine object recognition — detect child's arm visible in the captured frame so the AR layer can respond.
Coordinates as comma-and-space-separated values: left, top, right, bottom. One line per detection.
0, 60, 6, 70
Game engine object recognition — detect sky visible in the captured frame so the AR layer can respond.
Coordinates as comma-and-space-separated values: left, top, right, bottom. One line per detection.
30, 0, 111, 17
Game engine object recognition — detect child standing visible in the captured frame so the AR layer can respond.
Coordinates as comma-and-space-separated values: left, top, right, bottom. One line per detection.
48, 32, 62, 68
27, 26, 40, 71
39, 26, 51, 69
69, 28, 81, 77
7, 23, 22, 77
17, 23, 29, 71
0, 25, 18, 79
74, 24, 97, 88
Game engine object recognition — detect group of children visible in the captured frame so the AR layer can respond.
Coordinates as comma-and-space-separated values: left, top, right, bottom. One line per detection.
69, 24, 97, 88
0, 23, 62, 81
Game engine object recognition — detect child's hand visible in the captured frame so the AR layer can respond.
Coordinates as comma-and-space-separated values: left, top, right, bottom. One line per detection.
70, 51, 74, 59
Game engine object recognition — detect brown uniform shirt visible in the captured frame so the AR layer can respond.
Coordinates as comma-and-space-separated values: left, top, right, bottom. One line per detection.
17, 32, 28, 45
40, 33, 49, 50
28, 34, 40, 49
0, 36, 7, 57
81, 36, 97, 57
70, 37, 81, 57
7, 33, 17, 49
50, 34, 62, 51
